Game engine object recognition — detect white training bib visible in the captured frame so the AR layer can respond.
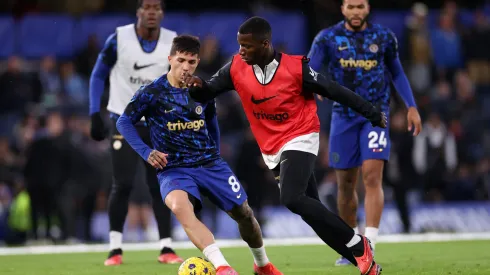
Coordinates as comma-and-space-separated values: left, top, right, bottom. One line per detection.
107, 24, 177, 115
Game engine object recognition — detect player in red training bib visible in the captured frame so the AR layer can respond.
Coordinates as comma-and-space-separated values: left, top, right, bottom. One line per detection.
184, 16, 385, 275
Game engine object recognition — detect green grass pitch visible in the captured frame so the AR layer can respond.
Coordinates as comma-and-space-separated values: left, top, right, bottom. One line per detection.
1, 241, 490, 274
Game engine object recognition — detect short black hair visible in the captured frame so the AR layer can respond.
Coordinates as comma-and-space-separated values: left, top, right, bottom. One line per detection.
238, 16, 272, 41
342, 0, 369, 4
137, 0, 165, 9
170, 35, 200, 56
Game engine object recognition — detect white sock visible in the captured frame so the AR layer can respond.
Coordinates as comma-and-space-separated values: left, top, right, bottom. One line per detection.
365, 227, 379, 249
353, 226, 359, 234
109, 231, 123, 250
345, 234, 361, 248
249, 246, 270, 267
203, 243, 229, 268
160, 237, 172, 250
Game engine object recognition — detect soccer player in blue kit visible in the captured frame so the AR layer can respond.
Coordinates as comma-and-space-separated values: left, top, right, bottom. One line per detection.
116, 35, 283, 275
308, 0, 422, 266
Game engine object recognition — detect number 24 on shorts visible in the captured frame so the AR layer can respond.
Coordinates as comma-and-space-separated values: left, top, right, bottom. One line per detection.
368, 130, 387, 149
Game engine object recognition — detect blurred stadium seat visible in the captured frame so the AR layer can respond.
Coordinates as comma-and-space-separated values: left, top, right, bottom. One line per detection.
7, 11, 482, 59
0, 17, 14, 58
370, 11, 408, 40
255, 12, 307, 54
77, 15, 134, 50
19, 15, 76, 58
194, 13, 248, 55
161, 12, 193, 35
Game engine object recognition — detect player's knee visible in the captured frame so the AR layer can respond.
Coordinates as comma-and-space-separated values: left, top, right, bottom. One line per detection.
338, 183, 356, 198
167, 200, 193, 219
228, 202, 254, 222
362, 171, 382, 189
338, 175, 357, 195
111, 181, 132, 196
280, 193, 302, 213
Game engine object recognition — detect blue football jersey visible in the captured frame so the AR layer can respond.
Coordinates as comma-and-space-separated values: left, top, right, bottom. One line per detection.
308, 21, 399, 117
124, 74, 220, 168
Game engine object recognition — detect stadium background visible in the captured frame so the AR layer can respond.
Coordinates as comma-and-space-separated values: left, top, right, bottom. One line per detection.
1, 0, 490, 246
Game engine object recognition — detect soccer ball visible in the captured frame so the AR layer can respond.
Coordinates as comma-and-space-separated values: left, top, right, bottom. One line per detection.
177, 256, 216, 275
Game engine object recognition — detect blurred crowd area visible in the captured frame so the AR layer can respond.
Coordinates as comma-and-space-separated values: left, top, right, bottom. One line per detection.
1, 0, 487, 15
2, 0, 490, 245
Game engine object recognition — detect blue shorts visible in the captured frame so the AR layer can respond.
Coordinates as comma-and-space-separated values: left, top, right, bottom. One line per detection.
329, 112, 391, 169
157, 159, 247, 212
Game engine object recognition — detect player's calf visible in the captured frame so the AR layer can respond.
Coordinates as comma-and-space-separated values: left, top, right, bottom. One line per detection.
165, 190, 230, 269
227, 201, 283, 274
336, 168, 360, 228
165, 190, 214, 249
361, 160, 385, 248
227, 201, 263, 248
227, 201, 268, 265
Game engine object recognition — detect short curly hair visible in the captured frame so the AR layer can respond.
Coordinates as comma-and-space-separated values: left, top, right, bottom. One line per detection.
137, 0, 165, 9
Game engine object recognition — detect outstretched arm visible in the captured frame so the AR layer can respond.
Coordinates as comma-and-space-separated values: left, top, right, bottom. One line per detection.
186, 59, 236, 102
302, 58, 385, 127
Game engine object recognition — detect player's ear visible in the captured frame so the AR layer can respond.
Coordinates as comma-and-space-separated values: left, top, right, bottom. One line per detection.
263, 39, 270, 49
168, 55, 172, 63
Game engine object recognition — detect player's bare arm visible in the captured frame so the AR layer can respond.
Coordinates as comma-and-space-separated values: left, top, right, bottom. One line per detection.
147, 149, 168, 169
303, 60, 387, 128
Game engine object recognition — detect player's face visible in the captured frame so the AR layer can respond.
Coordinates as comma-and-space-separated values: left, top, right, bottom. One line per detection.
168, 52, 200, 80
237, 33, 269, 65
137, 0, 163, 29
342, 0, 370, 30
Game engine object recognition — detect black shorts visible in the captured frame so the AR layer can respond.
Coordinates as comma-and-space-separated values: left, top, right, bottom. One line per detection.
129, 161, 152, 205
110, 118, 156, 205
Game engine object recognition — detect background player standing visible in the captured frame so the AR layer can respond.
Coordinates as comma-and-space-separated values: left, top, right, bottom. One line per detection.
88, 0, 182, 265
307, 0, 422, 266
184, 16, 384, 275
116, 35, 283, 275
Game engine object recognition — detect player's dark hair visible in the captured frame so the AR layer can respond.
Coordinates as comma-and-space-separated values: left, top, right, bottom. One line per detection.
342, 0, 369, 4
238, 16, 272, 41
170, 35, 200, 56
137, 0, 165, 9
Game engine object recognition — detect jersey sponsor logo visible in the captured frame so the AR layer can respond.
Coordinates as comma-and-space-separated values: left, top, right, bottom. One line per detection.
133, 62, 156, 70
167, 120, 205, 131
253, 110, 289, 122
129, 76, 153, 85
339, 58, 378, 70
251, 95, 277, 105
